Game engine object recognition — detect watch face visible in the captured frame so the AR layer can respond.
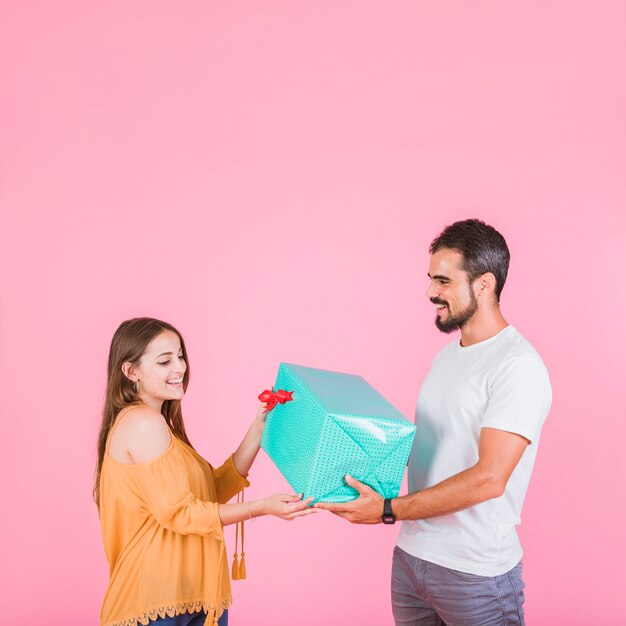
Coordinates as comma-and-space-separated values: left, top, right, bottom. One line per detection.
382, 514, 396, 525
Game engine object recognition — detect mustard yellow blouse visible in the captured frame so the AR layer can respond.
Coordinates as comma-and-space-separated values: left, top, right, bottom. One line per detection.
99, 406, 249, 626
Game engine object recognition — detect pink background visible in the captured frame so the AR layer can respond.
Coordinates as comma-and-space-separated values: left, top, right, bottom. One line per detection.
1, 2, 625, 624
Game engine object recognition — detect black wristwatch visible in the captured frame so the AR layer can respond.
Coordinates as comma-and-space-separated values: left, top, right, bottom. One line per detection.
382, 498, 396, 524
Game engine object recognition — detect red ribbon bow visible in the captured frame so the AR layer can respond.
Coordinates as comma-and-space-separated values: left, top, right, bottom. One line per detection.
258, 389, 294, 412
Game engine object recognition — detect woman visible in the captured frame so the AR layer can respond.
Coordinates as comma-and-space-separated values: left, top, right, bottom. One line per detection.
94, 317, 314, 626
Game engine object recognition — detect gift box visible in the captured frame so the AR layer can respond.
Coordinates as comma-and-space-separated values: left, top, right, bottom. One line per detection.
260, 363, 416, 503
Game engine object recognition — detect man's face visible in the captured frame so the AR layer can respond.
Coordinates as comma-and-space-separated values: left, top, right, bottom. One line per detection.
426, 248, 478, 333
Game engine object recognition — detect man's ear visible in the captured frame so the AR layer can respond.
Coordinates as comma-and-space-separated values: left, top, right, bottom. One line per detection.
476, 272, 497, 298
121, 362, 138, 382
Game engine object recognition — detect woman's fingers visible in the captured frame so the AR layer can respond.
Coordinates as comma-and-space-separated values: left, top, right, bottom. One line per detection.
281, 508, 317, 521
288, 508, 317, 519
286, 496, 314, 511
293, 496, 314, 506
268, 493, 316, 519
281, 493, 304, 503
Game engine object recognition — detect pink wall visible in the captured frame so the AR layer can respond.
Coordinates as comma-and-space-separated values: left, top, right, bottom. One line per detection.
1, 2, 625, 624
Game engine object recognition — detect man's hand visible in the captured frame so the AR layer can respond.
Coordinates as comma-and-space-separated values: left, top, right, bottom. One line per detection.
314, 475, 384, 524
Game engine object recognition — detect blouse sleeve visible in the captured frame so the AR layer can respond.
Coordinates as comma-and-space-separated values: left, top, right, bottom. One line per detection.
133, 442, 224, 540
212, 454, 251, 504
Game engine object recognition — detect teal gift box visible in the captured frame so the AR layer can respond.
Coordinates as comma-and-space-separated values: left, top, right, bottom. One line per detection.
260, 363, 416, 503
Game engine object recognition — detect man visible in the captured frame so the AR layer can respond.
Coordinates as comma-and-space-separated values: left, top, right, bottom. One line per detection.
315, 219, 552, 626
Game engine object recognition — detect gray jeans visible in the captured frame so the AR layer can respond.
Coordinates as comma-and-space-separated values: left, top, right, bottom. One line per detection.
391, 546, 525, 626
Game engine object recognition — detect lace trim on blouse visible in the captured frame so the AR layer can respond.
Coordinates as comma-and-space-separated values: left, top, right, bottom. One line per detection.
104, 598, 232, 626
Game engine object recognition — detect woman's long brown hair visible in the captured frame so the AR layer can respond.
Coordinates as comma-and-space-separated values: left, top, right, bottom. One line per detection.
93, 317, 193, 506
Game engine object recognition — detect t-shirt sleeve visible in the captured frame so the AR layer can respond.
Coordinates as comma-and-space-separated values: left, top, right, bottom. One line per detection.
133, 442, 224, 539
212, 454, 251, 504
482, 356, 552, 444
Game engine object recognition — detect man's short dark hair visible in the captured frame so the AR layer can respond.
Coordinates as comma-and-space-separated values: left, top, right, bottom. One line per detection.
429, 219, 510, 301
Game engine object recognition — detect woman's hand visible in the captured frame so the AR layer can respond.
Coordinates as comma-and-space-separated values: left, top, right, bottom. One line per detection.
258, 493, 316, 521
255, 385, 277, 424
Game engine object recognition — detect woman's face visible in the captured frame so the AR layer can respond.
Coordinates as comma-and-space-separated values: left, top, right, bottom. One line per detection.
131, 330, 187, 409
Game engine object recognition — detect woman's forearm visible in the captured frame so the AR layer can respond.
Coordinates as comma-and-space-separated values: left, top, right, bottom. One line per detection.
218, 498, 265, 526
232, 416, 265, 476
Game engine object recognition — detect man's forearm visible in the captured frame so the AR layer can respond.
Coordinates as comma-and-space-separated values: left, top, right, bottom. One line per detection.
392, 463, 505, 521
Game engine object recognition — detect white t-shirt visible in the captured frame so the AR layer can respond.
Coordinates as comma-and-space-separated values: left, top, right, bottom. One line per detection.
396, 325, 552, 577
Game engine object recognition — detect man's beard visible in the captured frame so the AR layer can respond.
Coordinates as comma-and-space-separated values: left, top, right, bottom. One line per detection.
432, 291, 478, 334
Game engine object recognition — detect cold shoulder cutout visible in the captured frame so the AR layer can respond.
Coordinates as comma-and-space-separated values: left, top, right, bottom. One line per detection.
107, 403, 172, 465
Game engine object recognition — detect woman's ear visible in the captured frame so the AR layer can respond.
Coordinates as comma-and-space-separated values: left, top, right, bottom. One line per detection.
121, 362, 138, 382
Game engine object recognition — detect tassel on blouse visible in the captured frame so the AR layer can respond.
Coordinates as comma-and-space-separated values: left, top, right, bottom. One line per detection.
239, 550, 246, 579
232, 488, 247, 580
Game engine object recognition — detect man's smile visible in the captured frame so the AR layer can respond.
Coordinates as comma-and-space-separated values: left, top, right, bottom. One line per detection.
431, 298, 449, 316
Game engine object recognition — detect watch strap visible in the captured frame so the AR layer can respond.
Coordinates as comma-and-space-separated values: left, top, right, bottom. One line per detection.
382, 498, 396, 524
